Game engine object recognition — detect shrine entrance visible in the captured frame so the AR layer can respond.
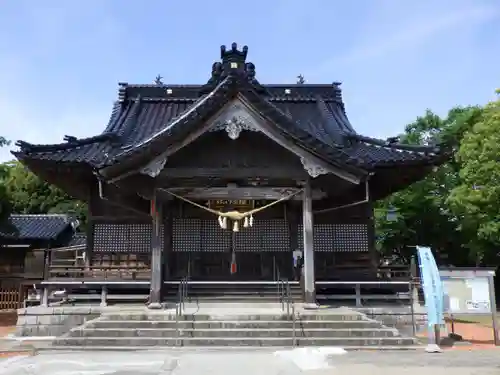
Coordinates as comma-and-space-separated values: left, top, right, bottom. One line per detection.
169, 216, 294, 281
232, 219, 293, 281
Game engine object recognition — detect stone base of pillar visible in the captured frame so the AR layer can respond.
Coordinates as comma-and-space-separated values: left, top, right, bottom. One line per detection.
147, 302, 162, 310
303, 290, 318, 309
303, 302, 320, 310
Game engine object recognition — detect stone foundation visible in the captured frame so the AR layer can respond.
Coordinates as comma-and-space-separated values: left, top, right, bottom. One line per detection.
15, 303, 428, 340
15, 306, 104, 337
357, 306, 428, 337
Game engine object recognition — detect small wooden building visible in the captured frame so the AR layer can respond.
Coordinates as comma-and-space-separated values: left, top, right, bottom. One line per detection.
13, 43, 446, 306
0, 214, 80, 308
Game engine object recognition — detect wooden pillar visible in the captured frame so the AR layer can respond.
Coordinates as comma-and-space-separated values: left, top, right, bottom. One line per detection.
85, 220, 94, 268
148, 190, 163, 309
288, 202, 300, 281
302, 178, 317, 308
43, 248, 52, 280
366, 201, 378, 274
163, 205, 173, 284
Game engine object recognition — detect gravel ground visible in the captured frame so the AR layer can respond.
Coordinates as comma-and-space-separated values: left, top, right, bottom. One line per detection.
0, 348, 499, 375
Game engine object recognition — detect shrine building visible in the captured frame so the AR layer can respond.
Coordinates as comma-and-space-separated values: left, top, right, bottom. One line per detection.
13, 43, 446, 307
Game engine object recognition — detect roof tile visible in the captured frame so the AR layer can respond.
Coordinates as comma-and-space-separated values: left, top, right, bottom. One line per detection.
0, 214, 78, 241
13, 44, 445, 172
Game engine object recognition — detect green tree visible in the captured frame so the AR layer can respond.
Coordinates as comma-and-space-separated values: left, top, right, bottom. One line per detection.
376, 106, 485, 266
3, 160, 87, 228
447, 97, 500, 265
0, 137, 12, 227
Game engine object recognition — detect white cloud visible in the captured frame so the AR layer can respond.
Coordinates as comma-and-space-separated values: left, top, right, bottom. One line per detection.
309, 1, 499, 77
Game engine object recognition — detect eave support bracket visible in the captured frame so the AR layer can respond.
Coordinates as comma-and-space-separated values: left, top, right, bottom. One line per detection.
300, 157, 328, 178
140, 157, 167, 178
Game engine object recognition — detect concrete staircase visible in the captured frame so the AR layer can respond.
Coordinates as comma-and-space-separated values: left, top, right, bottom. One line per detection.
53, 305, 420, 349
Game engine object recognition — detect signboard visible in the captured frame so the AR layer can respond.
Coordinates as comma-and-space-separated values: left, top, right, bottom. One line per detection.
207, 199, 253, 210
206, 200, 268, 211
439, 267, 498, 347
442, 276, 492, 314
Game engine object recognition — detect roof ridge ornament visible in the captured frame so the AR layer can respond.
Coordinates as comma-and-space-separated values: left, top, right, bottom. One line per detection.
154, 75, 164, 85
220, 42, 248, 64
200, 43, 265, 94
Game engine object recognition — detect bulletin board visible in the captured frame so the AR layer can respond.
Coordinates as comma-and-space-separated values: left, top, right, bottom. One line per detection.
439, 267, 498, 346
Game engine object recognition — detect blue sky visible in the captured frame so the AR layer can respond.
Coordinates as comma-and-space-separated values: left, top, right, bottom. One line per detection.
0, 0, 499, 162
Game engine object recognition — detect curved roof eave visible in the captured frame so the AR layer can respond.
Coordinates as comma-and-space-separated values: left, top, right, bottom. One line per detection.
13, 133, 117, 153
347, 133, 443, 154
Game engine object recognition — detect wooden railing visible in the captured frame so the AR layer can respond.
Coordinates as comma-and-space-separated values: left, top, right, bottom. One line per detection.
48, 265, 151, 281
377, 265, 411, 279
46, 264, 410, 281
0, 288, 26, 311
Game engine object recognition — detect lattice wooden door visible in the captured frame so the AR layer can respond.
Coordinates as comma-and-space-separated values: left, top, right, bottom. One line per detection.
171, 218, 231, 280
234, 219, 293, 280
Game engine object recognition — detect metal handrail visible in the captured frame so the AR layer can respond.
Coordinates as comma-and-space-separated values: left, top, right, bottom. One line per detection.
274, 262, 285, 309
175, 275, 189, 346
272, 258, 288, 313
280, 279, 296, 347
280, 279, 285, 310
287, 282, 297, 347
285, 281, 291, 317
175, 279, 182, 346
276, 269, 281, 304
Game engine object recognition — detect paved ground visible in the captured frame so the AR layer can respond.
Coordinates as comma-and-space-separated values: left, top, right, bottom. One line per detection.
0, 348, 499, 375
2, 307, 499, 373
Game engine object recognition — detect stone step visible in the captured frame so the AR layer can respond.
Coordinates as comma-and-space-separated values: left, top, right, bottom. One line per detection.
188, 291, 302, 295
170, 284, 302, 290
71, 327, 400, 338
177, 296, 302, 302
181, 291, 302, 295
45, 345, 423, 351
86, 319, 384, 329
164, 286, 303, 298
53, 336, 418, 347
99, 313, 368, 322
165, 294, 303, 301
169, 290, 301, 294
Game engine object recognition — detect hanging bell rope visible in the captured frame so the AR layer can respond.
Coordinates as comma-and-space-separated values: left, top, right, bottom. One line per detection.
162, 189, 303, 231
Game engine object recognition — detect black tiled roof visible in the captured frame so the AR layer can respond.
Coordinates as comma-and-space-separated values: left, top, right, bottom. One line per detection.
67, 233, 86, 247
13, 43, 445, 171
0, 214, 78, 241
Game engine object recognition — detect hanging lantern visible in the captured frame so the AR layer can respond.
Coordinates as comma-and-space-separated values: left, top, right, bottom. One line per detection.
249, 214, 254, 227
386, 206, 398, 222
233, 220, 239, 232
243, 216, 249, 228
